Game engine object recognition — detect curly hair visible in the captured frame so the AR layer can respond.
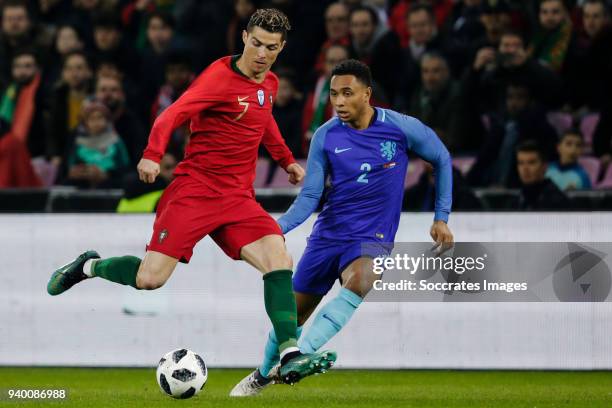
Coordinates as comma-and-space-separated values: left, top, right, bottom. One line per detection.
247, 8, 291, 40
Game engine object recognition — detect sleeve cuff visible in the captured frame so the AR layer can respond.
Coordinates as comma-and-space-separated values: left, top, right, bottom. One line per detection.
279, 155, 296, 171
277, 219, 288, 234
142, 150, 162, 163
434, 211, 449, 223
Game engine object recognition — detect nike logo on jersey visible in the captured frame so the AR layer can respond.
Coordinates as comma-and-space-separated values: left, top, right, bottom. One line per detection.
334, 147, 352, 154
234, 96, 250, 121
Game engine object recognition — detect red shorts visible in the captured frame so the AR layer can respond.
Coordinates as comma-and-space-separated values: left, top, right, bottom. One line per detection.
147, 175, 282, 262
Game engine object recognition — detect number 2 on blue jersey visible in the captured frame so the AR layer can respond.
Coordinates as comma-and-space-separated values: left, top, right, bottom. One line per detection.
357, 162, 371, 183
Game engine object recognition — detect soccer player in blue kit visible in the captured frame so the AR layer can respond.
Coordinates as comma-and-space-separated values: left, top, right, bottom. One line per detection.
231, 59, 454, 396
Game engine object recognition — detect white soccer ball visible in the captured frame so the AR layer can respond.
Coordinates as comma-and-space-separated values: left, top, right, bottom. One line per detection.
156, 348, 208, 399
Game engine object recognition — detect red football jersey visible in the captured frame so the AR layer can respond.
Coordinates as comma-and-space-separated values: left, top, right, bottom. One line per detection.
143, 56, 295, 195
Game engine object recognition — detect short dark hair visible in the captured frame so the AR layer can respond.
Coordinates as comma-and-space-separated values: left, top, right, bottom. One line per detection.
421, 51, 449, 68
62, 50, 91, 68
540, 0, 567, 10
516, 140, 546, 161
148, 11, 175, 30
247, 8, 291, 41
560, 128, 584, 142
93, 12, 121, 30
407, 3, 435, 21
1, 0, 29, 13
166, 51, 193, 71
331, 59, 372, 87
12, 48, 38, 64
350, 5, 379, 26
500, 28, 526, 47
583, 0, 610, 15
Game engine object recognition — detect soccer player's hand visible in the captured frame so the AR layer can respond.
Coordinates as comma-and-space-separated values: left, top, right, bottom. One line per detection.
286, 162, 305, 185
430, 220, 454, 255
137, 158, 160, 184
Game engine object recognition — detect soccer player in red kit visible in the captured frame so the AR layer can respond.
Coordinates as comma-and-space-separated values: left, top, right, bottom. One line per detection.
47, 9, 336, 385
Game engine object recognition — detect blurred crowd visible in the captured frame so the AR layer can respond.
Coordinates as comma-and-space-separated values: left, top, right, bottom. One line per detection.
1, 0, 612, 211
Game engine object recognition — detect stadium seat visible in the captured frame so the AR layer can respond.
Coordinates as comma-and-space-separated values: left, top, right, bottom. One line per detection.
452, 156, 476, 175
580, 113, 600, 154
546, 112, 573, 136
31, 158, 58, 187
267, 163, 294, 188
577, 156, 600, 187
597, 164, 612, 189
404, 159, 425, 189
253, 158, 270, 188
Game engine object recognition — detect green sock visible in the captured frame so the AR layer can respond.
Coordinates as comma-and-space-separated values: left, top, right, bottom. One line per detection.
262, 270, 298, 354
91, 256, 141, 289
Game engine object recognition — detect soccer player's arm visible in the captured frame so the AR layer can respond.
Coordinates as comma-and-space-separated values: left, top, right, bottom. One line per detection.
262, 116, 296, 169
400, 115, 453, 223
142, 70, 219, 163
277, 128, 328, 234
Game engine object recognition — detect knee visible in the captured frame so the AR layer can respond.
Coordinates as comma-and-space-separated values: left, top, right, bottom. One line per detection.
276, 250, 293, 270
262, 249, 293, 272
135, 268, 168, 290
342, 270, 371, 298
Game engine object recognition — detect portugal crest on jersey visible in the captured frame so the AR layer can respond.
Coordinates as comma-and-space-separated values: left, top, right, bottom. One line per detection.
380, 141, 397, 161
257, 89, 265, 106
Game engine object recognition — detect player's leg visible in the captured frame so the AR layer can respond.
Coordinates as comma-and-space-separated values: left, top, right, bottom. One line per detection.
47, 249, 179, 296
240, 234, 301, 360
215, 204, 336, 385
257, 292, 323, 378
230, 292, 321, 396
299, 252, 378, 353
230, 237, 340, 395
47, 176, 203, 296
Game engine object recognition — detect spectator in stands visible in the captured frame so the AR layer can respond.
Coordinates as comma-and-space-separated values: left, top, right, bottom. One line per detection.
388, 0, 454, 48
0, 49, 45, 187
94, 74, 146, 164
117, 152, 177, 213
92, 12, 140, 80
408, 52, 463, 152
396, 3, 445, 110
566, 0, 612, 111
464, 29, 563, 115
0, 0, 52, 86
477, 0, 511, 48
0, 49, 47, 158
468, 81, 558, 187
150, 52, 194, 159
348, 5, 402, 101
314, 2, 351, 75
47, 51, 93, 169
139, 11, 186, 121
442, 0, 486, 73
121, 0, 170, 50
227, 0, 256, 55
528, 0, 573, 73
62, 0, 107, 46
65, 99, 130, 189
302, 44, 349, 152
516, 140, 571, 210
271, 68, 303, 159
594, 97, 612, 170
46, 24, 85, 85
405, 162, 482, 211
546, 130, 591, 191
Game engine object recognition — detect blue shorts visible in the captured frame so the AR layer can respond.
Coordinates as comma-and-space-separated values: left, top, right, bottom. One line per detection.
292, 237, 391, 296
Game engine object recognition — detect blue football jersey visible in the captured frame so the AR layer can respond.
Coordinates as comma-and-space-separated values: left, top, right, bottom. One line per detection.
278, 107, 452, 242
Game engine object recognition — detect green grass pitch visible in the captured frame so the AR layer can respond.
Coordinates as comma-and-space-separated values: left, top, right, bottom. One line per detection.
1, 368, 611, 407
